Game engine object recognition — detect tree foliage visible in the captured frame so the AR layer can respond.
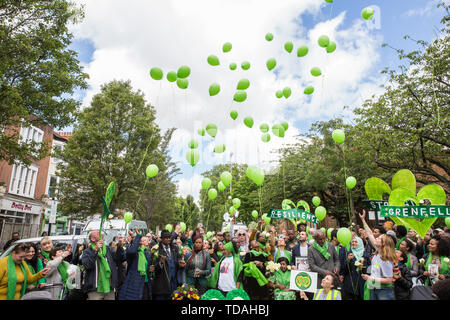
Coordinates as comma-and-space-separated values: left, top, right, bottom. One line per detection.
0, 0, 88, 165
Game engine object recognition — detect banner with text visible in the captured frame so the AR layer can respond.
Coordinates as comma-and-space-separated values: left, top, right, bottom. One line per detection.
268, 208, 319, 224
380, 205, 450, 218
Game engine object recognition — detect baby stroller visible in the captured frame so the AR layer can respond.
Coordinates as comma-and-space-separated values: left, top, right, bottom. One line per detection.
21, 283, 66, 300
409, 275, 437, 300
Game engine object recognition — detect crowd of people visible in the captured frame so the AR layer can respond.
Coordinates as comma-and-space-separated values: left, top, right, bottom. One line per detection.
0, 210, 449, 300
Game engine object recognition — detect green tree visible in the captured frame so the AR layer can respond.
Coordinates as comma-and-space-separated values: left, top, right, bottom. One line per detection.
353, 2, 449, 192
0, 0, 88, 165
56, 80, 161, 219
173, 195, 200, 230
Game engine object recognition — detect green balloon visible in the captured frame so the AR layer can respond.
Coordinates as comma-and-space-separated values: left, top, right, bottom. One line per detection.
320, 227, 326, 234
272, 124, 285, 138
264, 216, 271, 225
275, 90, 283, 99
332, 129, 345, 143
361, 7, 374, 20
241, 61, 250, 70
179, 222, 186, 232
229, 63, 237, 70
265, 33, 274, 41
208, 188, 218, 200
306, 226, 310, 234
188, 139, 198, 149
165, 224, 173, 232
197, 128, 205, 136
326, 41, 337, 53
232, 198, 241, 209
259, 123, 269, 133
221, 171, 232, 187
346, 176, 357, 190
177, 78, 189, 89
234, 91, 247, 103
207, 55, 220, 66
218, 181, 226, 191
315, 206, 327, 221
280, 121, 289, 131
246, 166, 264, 186
445, 217, 450, 228
230, 110, 238, 120
177, 65, 191, 78
209, 83, 220, 96
312, 196, 321, 206
327, 228, 333, 239
145, 164, 159, 178
297, 45, 309, 57
186, 149, 199, 167
284, 41, 294, 53
214, 144, 226, 153
261, 133, 271, 143
229, 206, 236, 214
124, 211, 133, 224
223, 42, 232, 53
237, 79, 250, 90
201, 178, 211, 190
244, 116, 254, 128
311, 67, 322, 77
318, 35, 330, 48
337, 228, 352, 246
150, 67, 163, 80
266, 58, 277, 71
304, 86, 314, 95
252, 210, 258, 219
166, 71, 177, 82
283, 87, 291, 99
325, 0, 333, 3
206, 123, 218, 138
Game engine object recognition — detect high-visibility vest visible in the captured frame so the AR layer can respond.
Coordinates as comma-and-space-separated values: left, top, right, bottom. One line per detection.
313, 289, 340, 300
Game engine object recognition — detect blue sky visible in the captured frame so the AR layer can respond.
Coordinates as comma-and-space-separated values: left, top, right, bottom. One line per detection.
67, 0, 446, 200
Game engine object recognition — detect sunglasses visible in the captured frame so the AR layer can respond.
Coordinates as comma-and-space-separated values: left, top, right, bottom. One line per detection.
238, 233, 245, 236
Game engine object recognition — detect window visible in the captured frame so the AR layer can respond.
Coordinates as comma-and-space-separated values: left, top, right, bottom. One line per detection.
52, 143, 63, 164
9, 164, 39, 198
48, 176, 58, 197
19, 125, 43, 145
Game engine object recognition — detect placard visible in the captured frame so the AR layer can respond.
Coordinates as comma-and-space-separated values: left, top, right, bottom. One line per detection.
289, 270, 317, 293
295, 257, 309, 272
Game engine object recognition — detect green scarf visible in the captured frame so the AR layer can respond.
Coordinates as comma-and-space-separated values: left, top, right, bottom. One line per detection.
41, 250, 69, 283
90, 243, 111, 293
424, 254, 449, 286
250, 249, 268, 258
313, 241, 330, 260
396, 237, 406, 250
274, 248, 292, 264
7, 255, 27, 300
243, 262, 268, 286
363, 281, 370, 300
208, 254, 243, 289
406, 253, 412, 271
258, 242, 267, 251
217, 251, 223, 258
138, 247, 148, 277
274, 269, 291, 288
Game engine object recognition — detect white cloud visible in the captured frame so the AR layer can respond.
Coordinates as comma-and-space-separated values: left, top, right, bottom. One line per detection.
176, 173, 203, 202
71, 0, 386, 199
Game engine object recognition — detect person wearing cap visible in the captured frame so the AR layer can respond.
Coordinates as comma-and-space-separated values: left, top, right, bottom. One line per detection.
207, 241, 244, 296
152, 229, 184, 300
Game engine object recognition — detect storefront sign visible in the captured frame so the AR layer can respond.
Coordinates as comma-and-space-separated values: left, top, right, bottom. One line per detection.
0, 198, 42, 215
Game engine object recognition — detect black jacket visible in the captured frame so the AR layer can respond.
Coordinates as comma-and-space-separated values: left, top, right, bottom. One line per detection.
152, 242, 181, 295
393, 263, 413, 300
81, 244, 119, 293
290, 242, 310, 266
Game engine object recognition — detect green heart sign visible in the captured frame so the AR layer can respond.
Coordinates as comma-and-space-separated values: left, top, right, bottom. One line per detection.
281, 199, 313, 226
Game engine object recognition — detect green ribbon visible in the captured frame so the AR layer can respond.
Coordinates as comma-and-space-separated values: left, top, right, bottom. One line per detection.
363, 281, 370, 300
312, 241, 330, 260
243, 262, 268, 287
250, 249, 268, 258
7, 255, 27, 300
91, 243, 111, 293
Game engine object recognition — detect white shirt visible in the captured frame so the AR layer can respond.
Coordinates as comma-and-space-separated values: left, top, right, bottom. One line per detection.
218, 256, 236, 292
299, 244, 308, 257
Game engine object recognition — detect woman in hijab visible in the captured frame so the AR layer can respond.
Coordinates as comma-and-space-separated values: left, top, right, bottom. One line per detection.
183, 235, 211, 295
340, 237, 371, 300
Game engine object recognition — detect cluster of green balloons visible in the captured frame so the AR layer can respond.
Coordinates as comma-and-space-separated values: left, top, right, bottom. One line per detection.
150, 65, 192, 90
275, 87, 292, 99
145, 164, 159, 178
272, 122, 288, 138
233, 79, 250, 103
246, 166, 264, 186
317, 35, 337, 53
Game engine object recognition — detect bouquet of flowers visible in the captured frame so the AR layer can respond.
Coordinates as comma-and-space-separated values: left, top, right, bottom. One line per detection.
266, 261, 281, 273
354, 258, 365, 272
172, 283, 200, 300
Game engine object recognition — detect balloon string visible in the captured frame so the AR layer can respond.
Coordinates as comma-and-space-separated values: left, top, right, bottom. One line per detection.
258, 185, 263, 216
341, 144, 352, 227
205, 201, 213, 231
133, 178, 148, 217
282, 163, 286, 200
